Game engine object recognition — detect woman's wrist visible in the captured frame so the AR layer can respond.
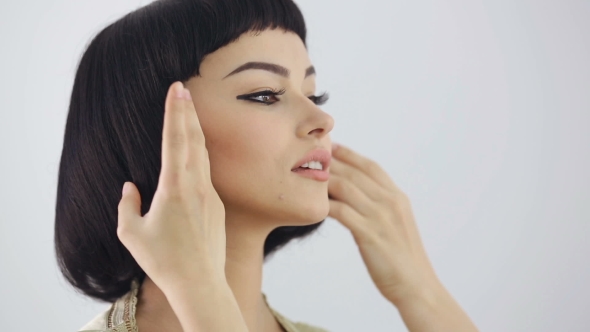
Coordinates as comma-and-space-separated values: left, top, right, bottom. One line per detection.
390, 280, 448, 310
162, 277, 249, 332
159, 267, 229, 300
378, 265, 443, 307
152, 257, 226, 295
388, 280, 479, 332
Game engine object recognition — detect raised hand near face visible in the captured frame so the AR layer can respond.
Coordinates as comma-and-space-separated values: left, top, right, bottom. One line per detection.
328, 144, 479, 331
327, 144, 439, 304
116, 82, 228, 293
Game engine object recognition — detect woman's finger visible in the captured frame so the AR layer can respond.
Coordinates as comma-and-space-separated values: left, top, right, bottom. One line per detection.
332, 144, 398, 192
117, 182, 142, 240
329, 158, 389, 202
328, 199, 367, 240
161, 82, 189, 186
182, 87, 210, 180
328, 173, 375, 216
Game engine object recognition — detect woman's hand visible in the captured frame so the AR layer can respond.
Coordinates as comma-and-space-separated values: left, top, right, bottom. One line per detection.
117, 82, 227, 293
328, 143, 439, 304
116, 83, 248, 332
328, 144, 479, 331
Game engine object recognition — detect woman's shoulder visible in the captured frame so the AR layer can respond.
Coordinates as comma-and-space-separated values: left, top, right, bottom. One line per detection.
263, 294, 329, 332
78, 279, 328, 332
292, 321, 330, 332
77, 280, 139, 332
77, 307, 110, 331
273, 312, 329, 332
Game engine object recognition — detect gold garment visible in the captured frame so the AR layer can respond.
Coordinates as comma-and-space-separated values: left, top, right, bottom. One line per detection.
78, 279, 328, 332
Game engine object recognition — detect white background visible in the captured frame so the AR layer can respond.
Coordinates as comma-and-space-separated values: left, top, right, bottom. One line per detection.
1, 0, 588, 331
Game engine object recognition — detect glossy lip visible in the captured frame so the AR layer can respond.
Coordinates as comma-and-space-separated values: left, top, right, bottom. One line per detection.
291, 148, 332, 182
291, 148, 332, 171
291, 168, 330, 181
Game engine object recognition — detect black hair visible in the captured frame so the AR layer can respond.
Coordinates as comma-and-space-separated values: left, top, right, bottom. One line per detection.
54, 0, 324, 303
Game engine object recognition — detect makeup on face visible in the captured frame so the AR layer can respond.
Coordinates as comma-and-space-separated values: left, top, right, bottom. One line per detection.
227, 61, 329, 106
291, 148, 331, 182
236, 88, 328, 106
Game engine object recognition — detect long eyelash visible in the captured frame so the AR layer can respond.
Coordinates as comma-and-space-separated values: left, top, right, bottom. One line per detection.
236, 88, 286, 104
309, 92, 329, 106
236, 89, 330, 106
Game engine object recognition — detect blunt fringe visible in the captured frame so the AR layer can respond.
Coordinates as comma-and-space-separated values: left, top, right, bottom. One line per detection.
55, 0, 324, 303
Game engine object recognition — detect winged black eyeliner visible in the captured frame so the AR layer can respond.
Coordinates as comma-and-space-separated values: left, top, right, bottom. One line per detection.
236, 89, 329, 106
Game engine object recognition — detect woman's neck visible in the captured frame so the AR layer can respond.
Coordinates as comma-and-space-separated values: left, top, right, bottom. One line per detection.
225, 215, 273, 331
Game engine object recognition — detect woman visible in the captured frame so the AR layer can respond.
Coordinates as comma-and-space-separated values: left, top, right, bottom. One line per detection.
55, 0, 479, 331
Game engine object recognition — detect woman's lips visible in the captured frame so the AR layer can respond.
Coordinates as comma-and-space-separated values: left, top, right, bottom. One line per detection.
291, 167, 330, 182
291, 148, 332, 170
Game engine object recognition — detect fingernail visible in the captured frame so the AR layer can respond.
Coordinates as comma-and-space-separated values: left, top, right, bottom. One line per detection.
183, 88, 192, 101
122, 182, 129, 195
175, 82, 185, 99
332, 143, 340, 151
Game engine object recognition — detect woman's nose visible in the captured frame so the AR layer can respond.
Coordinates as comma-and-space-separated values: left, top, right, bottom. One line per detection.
297, 102, 334, 138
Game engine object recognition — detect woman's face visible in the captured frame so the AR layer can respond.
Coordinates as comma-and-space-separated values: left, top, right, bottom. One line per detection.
185, 28, 334, 227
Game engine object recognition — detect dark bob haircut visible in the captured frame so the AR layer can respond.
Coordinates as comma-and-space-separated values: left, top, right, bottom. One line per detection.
55, 0, 324, 303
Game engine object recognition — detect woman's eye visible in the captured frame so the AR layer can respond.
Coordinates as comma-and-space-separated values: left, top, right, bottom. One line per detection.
236, 89, 285, 105
236, 89, 330, 106
251, 95, 278, 104
308, 92, 329, 106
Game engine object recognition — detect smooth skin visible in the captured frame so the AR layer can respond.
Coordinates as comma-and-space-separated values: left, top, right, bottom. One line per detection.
329, 145, 478, 331
117, 28, 478, 332
118, 83, 247, 332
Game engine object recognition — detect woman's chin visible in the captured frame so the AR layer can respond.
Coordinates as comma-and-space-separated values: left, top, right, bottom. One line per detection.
291, 203, 330, 225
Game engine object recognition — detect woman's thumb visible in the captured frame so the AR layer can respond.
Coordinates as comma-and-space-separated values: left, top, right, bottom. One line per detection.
117, 182, 141, 235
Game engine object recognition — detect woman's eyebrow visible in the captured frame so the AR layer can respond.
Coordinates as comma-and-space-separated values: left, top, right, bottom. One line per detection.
223, 61, 315, 79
